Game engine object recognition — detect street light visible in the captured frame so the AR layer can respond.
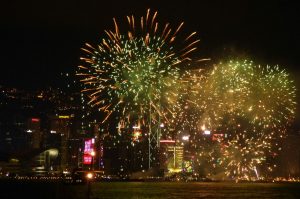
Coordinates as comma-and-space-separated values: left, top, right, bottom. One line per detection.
86, 172, 93, 179
86, 151, 96, 199
86, 172, 94, 199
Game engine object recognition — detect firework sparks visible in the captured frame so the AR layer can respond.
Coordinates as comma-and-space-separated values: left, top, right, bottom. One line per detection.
77, 9, 199, 127
186, 60, 296, 180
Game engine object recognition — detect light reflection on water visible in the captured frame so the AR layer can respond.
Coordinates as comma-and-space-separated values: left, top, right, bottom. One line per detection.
1, 181, 300, 199
85, 182, 300, 199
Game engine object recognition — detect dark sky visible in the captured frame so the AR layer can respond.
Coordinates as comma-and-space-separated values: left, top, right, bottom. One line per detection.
0, 0, 299, 103
0, 0, 299, 86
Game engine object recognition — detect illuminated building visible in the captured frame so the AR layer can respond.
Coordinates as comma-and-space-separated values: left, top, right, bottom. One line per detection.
27, 118, 41, 149
159, 140, 184, 174
50, 115, 71, 170
83, 138, 95, 166
31, 149, 59, 175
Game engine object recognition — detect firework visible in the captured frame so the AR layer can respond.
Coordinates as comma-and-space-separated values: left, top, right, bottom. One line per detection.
77, 9, 199, 129
190, 60, 296, 180
168, 69, 207, 139
201, 60, 296, 136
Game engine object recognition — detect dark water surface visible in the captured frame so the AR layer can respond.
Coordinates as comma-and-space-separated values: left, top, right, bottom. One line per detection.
1, 181, 300, 199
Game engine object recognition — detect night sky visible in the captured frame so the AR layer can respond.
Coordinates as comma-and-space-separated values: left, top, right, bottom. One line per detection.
0, 0, 299, 121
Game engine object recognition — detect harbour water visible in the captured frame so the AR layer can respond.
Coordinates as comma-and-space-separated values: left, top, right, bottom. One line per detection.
1, 181, 300, 199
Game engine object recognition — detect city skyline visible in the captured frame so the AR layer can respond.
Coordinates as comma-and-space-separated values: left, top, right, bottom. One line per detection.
0, 0, 300, 181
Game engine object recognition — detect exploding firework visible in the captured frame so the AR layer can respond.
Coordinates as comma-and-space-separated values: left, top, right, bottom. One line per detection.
201, 60, 296, 135
190, 60, 296, 180
77, 9, 199, 129
168, 69, 207, 140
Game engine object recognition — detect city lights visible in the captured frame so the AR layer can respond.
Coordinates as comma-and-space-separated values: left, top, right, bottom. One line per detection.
0, 3, 298, 186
